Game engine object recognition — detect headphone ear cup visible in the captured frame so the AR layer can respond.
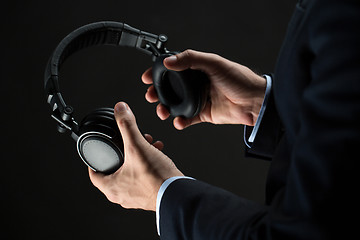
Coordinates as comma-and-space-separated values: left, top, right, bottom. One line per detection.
152, 54, 209, 118
77, 108, 124, 174
79, 108, 116, 132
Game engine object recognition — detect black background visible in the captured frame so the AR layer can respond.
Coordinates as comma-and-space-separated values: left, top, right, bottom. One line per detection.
2, 0, 296, 239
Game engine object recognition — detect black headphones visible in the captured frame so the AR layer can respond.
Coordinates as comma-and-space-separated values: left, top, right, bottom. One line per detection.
44, 21, 209, 174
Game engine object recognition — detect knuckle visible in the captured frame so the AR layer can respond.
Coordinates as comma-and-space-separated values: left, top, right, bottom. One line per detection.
117, 116, 133, 128
106, 191, 120, 204
178, 49, 196, 69
106, 196, 117, 204
181, 49, 194, 60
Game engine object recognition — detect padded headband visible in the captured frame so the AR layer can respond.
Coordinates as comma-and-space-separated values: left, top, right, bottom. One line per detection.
44, 21, 168, 114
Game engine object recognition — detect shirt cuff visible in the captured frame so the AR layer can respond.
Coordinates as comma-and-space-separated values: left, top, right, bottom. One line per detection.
156, 176, 195, 236
244, 74, 272, 148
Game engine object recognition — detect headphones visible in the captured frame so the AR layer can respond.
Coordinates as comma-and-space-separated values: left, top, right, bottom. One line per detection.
44, 21, 209, 174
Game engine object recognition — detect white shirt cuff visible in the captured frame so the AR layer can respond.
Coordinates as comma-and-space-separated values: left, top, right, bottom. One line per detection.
244, 74, 272, 148
156, 176, 195, 236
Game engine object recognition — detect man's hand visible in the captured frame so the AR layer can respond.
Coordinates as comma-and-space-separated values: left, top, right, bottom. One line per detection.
142, 49, 267, 130
88, 102, 183, 211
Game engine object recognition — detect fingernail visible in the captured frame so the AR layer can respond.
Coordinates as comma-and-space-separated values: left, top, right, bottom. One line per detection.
164, 55, 177, 65
115, 102, 128, 113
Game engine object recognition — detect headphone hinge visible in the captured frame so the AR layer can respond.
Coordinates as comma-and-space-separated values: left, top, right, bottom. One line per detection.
61, 106, 74, 121
51, 107, 78, 134
156, 34, 168, 50
136, 32, 168, 59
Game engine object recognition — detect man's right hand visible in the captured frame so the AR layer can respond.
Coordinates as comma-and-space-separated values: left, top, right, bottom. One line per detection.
142, 49, 267, 130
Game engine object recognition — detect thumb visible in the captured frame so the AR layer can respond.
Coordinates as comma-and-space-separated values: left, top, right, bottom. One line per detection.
114, 102, 143, 147
163, 49, 220, 73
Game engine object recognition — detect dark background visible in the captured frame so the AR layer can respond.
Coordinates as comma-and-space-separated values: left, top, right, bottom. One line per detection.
1, 0, 296, 239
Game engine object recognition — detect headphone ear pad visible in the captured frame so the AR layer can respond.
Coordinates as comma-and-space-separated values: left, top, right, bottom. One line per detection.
152, 54, 209, 118
77, 108, 124, 174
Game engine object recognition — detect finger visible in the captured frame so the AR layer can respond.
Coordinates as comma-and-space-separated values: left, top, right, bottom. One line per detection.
114, 102, 143, 146
88, 167, 107, 188
163, 49, 222, 73
145, 85, 159, 103
153, 141, 164, 151
141, 67, 153, 84
144, 133, 164, 151
156, 103, 170, 120
173, 116, 202, 130
144, 133, 153, 144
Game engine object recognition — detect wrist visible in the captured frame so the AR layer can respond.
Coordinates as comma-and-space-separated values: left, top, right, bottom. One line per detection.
250, 75, 267, 122
238, 71, 266, 126
146, 169, 184, 211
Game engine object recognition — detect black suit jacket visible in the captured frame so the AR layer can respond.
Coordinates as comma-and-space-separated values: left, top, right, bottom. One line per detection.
159, 0, 360, 239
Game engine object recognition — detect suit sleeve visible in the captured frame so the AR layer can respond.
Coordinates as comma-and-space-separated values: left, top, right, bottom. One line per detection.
159, 179, 268, 239
159, 0, 360, 239
244, 82, 283, 160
